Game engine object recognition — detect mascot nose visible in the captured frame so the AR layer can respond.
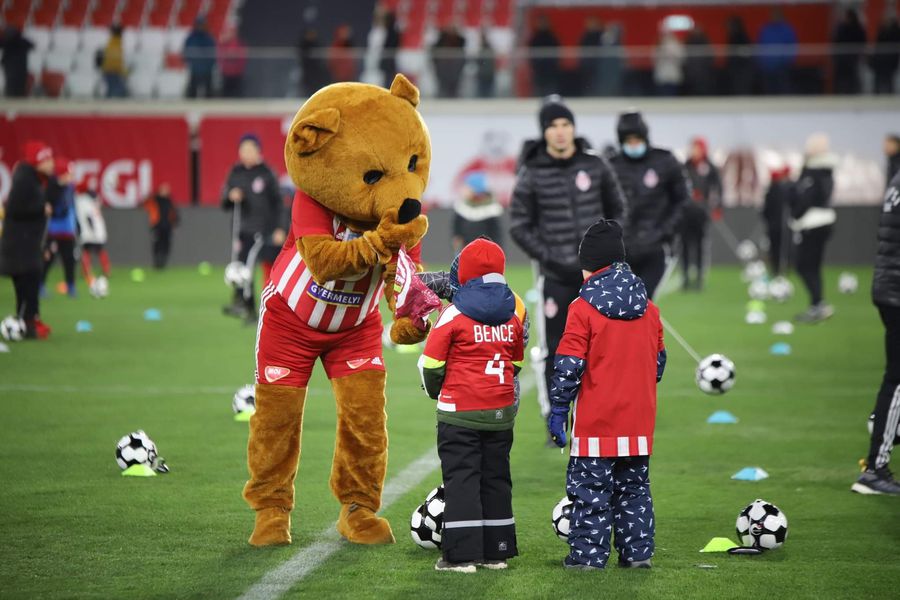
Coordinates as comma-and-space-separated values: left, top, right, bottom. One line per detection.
397, 198, 421, 224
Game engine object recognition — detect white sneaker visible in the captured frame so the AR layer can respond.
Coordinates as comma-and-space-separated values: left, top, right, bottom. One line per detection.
435, 558, 477, 573
478, 560, 508, 570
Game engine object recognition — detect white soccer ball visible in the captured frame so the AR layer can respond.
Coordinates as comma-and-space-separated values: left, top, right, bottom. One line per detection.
768, 277, 794, 303
696, 354, 736, 395
736, 499, 788, 550
89, 275, 109, 299
410, 484, 444, 549
115, 430, 158, 470
232, 384, 256, 414
748, 279, 770, 301
224, 261, 251, 288
736, 240, 759, 262
551, 496, 574, 542
867, 412, 900, 444
0, 315, 26, 342
741, 260, 767, 283
839, 272, 858, 294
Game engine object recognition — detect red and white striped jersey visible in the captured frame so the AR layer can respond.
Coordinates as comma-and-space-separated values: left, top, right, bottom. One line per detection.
268, 191, 419, 333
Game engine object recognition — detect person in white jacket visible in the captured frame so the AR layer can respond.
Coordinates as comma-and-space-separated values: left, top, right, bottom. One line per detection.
74, 178, 111, 295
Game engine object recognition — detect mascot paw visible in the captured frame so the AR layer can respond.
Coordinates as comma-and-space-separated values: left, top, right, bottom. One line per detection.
376, 214, 428, 251
390, 317, 429, 345
249, 507, 292, 547
336, 504, 395, 545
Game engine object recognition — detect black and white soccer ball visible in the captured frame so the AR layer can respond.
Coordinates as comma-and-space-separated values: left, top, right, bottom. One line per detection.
232, 384, 256, 414
736, 499, 788, 550
838, 272, 858, 294
89, 275, 109, 299
748, 279, 770, 301
551, 496, 574, 542
741, 260, 767, 282
224, 261, 251, 288
867, 412, 900, 444
410, 484, 444, 549
696, 354, 736, 394
736, 240, 759, 262
768, 276, 794, 303
0, 315, 26, 342
115, 430, 158, 470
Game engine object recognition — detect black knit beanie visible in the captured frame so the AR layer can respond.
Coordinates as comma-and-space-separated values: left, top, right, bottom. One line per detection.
539, 97, 575, 132
578, 219, 626, 272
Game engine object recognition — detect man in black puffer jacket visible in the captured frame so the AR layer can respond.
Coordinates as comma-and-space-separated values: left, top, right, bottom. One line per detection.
510, 96, 626, 422
853, 169, 900, 495
608, 111, 688, 298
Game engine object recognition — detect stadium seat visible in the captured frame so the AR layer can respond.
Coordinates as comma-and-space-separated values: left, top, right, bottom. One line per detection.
128, 70, 156, 98
67, 71, 99, 98
176, 0, 203, 27
119, 0, 149, 28
147, 0, 176, 27
131, 51, 163, 75
139, 28, 167, 53
44, 52, 74, 72
165, 27, 189, 53
164, 52, 185, 69
90, 0, 118, 27
122, 28, 140, 55
156, 69, 187, 98
40, 71, 66, 97
73, 50, 99, 74
81, 28, 109, 54
51, 27, 81, 53
2, 0, 31, 28
0, 70, 5, 96
27, 27, 52, 54
27, 52, 43, 77
62, 0, 91, 27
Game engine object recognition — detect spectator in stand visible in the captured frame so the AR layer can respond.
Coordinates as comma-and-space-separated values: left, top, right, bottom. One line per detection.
298, 28, 329, 96
597, 23, 624, 96
756, 8, 797, 95
452, 171, 503, 254
218, 26, 247, 98
328, 25, 358, 83
885, 134, 900, 187
475, 29, 495, 98
0, 25, 33, 98
578, 17, 604, 96
184, 16, 217, 98
831, 8, 867, 95
144, 183, 180, 269
431, 24, 466, 98
528, 14, 560, 97
379, 11, 401, 88
0, 141, 57, 339
761, 163, 793, 277
653, 29, 684, 96
870, 14, 900, 94
42, 157, 78, 297
683, 27, 714, 96
101, 23, 128, 98
725, 15, 754, 95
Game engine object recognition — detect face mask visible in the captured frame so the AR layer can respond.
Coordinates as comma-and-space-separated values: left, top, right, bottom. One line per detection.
623, 142, 647, 159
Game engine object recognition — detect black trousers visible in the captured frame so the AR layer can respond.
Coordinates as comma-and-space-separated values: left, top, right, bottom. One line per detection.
629, 246, 667, 299
437, 422, 517, 563
537, 275, 581, 417
43, 237, 76, 287
680, 224, 706, 289
868, 304, 900, 470
12, 271, 41, 321
795, 226, 832, 306
187, 71, 214, 98
232, 232, 264, 311
152, 227, 173, 269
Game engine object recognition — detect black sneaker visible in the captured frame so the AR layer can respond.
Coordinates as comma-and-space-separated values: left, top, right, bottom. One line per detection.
618, 558, 652, 569
222, 303, 249, 319
434, 558, 476, 573
851, 467, 900, 495
795, 303, 834, 324
563, 556, 602, 570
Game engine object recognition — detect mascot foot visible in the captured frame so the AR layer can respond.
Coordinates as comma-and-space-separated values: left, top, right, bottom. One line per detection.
336, 504, 395, 545
249, 507, 292, 547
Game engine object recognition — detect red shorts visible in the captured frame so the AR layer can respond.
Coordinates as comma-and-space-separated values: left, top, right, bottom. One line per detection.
255, 288, 385, 387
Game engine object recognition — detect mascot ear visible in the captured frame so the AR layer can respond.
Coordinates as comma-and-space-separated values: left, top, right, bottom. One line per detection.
390, 74, 419, 108
288, 108, 341, 155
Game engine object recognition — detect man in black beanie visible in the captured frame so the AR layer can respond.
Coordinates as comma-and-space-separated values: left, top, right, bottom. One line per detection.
608, 110, 689, 298
510, 95, 627, 431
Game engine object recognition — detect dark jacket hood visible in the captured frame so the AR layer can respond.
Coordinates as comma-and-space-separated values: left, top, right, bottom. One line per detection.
453, 274, 516, 326
518, 137, 593, 168
579, 262, 648, 320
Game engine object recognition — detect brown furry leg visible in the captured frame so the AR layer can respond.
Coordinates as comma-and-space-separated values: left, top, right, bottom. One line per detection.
243, 383, 306, 546
330, 370, 395, 544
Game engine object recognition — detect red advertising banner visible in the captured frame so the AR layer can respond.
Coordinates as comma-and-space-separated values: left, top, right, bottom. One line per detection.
197, 116, 292, 206
0, 115, 190, 208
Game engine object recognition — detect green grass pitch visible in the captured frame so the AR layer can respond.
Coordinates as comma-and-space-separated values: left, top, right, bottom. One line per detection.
0, 263, 897, 599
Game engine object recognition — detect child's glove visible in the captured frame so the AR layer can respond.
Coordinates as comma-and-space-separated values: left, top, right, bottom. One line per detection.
548, 411, 568, 448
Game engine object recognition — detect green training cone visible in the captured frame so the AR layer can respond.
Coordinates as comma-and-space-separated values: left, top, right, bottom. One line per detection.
121, 464, 157, 477
700, 537, 739, 553
234, 410, 255, 422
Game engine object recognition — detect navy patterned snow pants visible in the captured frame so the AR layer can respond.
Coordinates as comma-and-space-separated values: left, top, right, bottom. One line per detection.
565, 456, 654, 568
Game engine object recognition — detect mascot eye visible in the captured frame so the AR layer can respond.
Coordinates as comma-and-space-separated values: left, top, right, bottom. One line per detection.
408, 155, 418, 172
363, 170, 384, 185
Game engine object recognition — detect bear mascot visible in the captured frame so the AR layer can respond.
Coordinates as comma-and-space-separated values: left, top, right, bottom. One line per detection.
244, 74, 431, 546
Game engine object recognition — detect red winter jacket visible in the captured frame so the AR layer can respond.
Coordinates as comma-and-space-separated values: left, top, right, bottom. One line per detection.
550, 263, 666, 457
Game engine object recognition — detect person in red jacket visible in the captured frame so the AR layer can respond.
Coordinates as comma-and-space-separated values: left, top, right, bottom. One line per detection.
548, 219, 666, 570
420, 238, 525, 573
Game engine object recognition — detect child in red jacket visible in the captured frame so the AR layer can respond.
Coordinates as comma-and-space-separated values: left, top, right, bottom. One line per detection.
548, 219, 666, 570
420, 238, 525, 573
